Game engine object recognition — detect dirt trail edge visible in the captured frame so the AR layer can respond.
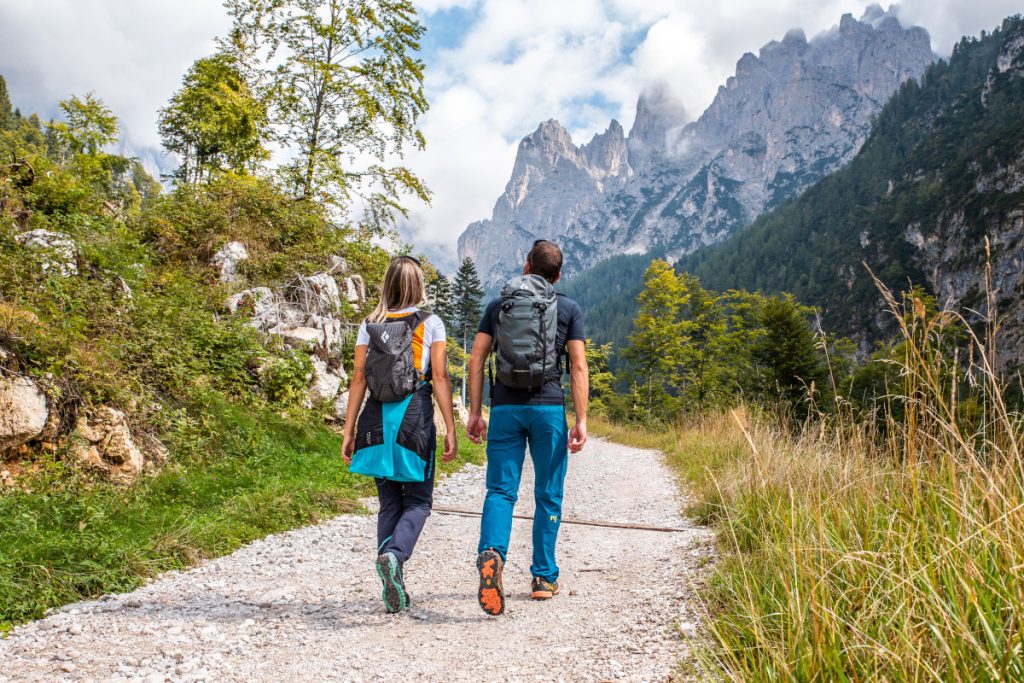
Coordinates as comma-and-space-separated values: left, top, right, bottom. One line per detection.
0, 437, 715, 683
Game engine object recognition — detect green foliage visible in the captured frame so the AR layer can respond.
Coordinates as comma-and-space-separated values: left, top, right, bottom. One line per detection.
47, 92, 118, 158
140, 172, 389, 286
0, 75, 14, 131
618, 260, 830, 422
159, 53, 270, 184
750, 294, 827, 417
451, 257, 484, 400
223, 0, 430, 226
622, 260, 686, 419
582, 339, 614, 413
561, 252, 657, 371
260, 350, 314, 406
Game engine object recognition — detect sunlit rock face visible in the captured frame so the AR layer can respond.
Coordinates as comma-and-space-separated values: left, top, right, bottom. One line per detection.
458, 7, 935, 289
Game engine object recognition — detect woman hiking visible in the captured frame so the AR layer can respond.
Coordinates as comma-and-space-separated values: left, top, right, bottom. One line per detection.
341, 255, 457, 613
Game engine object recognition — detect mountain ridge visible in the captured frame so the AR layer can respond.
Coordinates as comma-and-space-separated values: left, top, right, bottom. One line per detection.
458, 5, 936, 289
684, 15, 1024, 368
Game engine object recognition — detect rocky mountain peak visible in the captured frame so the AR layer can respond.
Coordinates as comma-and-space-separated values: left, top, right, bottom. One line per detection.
458, 9, 937, 289
628, 81, 688, 151
583, 120, 630, 180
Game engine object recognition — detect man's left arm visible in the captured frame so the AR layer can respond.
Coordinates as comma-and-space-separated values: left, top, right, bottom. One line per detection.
566, 339, 588, 453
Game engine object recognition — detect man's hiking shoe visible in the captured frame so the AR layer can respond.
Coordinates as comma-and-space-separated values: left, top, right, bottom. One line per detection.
476, 549, 505, 616
530, 577, 559, 600
375, 552, 409, 613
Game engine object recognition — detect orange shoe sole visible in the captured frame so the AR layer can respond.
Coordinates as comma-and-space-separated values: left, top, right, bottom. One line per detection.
530, 585, 559, 600
477, 550, 505, 616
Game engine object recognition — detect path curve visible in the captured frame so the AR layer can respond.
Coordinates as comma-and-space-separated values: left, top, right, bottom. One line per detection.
0, 438, 715, 682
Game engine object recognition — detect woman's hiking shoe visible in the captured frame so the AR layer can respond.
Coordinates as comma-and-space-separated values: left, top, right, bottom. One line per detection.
530, 577, 559, 600
476, 549, 505, 616
375, 552, 409, 613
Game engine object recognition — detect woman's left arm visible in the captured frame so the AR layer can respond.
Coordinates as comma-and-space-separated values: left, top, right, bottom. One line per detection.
430, 341, 458, 463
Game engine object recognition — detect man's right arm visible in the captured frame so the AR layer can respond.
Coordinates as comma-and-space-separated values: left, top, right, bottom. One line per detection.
466, 331, 492, 444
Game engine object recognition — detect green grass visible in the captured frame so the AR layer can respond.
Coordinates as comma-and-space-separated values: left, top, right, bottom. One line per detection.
0, 395, 485, 634
595, 399, 1024, 681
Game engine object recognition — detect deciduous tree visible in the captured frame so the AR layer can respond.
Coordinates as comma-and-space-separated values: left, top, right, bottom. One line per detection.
47, 93, 118, 158
159, 53, 269, 184
224, 0, 429, 229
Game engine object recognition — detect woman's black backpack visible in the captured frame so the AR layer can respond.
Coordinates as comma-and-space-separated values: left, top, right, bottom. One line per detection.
364, 311, 430, 403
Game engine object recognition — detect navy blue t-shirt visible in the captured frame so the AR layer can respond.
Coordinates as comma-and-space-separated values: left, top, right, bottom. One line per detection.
478, 293, 586, 406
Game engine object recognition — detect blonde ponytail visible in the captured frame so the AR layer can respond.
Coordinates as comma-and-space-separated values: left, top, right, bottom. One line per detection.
367, 257, 427, 323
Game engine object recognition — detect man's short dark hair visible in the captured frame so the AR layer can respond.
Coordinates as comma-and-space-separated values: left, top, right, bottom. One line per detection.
527, 240, 563, 283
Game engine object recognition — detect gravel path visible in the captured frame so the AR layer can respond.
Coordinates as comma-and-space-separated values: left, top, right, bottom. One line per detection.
0, 437, 715, 682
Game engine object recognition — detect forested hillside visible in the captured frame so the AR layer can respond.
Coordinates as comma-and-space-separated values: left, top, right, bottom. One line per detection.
685, 16, 1024, 366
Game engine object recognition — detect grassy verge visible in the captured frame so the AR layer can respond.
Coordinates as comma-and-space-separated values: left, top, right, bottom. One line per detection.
0, 396, 484, 633
592, 405, 1024, 680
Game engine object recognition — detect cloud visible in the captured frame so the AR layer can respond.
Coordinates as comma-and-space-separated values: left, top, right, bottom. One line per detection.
0, 0, 229, 148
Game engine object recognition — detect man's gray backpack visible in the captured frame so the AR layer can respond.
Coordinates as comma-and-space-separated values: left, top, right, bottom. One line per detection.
494, 274, 559, 390
365, 311, 429, 403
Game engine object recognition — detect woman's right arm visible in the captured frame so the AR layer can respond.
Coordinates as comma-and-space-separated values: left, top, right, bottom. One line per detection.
341, 345, 368, 464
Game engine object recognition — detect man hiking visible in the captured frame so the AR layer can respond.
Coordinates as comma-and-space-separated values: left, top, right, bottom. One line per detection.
466, 239, 589, 616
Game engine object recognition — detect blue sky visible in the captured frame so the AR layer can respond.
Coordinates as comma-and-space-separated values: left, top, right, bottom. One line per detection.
0, 0, 1021, 269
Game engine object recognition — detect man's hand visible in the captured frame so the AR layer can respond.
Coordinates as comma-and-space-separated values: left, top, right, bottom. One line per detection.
442, 430, 457, 462
467, 413, 488, 444
568, 420, 587, 453
341, 431, 355, 464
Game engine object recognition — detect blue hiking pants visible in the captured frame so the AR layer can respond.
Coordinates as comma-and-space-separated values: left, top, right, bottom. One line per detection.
477, 405, 569, 582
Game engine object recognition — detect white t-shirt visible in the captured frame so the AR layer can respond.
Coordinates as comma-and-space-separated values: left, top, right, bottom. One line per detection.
356, 307, 446, 375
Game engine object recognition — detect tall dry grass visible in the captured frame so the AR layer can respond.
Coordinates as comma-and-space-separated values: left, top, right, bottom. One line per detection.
599, 260, 1024, 680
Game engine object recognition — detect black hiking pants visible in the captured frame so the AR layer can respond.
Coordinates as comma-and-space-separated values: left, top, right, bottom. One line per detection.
375, 453, 435, 564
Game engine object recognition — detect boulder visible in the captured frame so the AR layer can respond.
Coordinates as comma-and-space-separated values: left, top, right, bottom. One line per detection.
342, 275, 366, 305
327, 255, 349, 275
305, 315, 348, 356
15, 229, 78, 276
211, 241, 249, 284
277, 326, 324, 349
71, 407, 145, 482
0, 375, 49, 451
286, 273, 343, 315
452, 396, 470, 425
308, 357, 344, 404
333, 390, 350, 422
225, 287, 299, 332
226, 287, 274, 316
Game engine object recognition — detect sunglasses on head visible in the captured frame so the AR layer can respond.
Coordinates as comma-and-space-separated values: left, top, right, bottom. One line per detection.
394, 254, 421, 267
532, 239, 552, 247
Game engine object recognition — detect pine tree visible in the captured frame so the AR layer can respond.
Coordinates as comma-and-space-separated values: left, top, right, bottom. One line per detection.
752, 294, 826, 416
451, 257, 484, 403
0, 75, 13, 131
426, 272, 454, 329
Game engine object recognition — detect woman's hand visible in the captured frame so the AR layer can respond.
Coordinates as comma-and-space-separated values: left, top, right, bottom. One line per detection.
341, 431, 355, 465
442, 429, 457, 463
